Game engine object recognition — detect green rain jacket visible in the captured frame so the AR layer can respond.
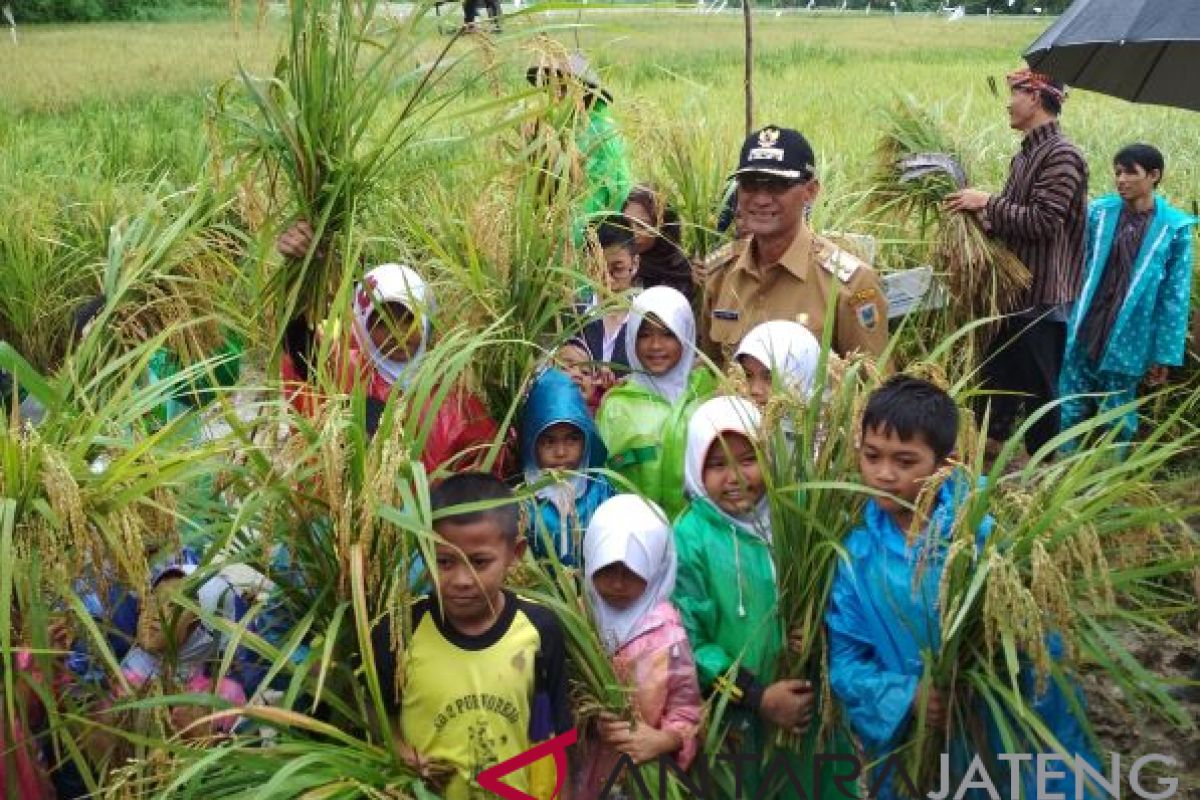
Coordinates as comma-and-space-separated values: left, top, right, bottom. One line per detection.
595, 368, 714, 518
674, 495, 858, 800
573, 101, 633, 245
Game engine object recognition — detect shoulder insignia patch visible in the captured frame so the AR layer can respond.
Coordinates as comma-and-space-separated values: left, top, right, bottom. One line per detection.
817, 244, 863, 284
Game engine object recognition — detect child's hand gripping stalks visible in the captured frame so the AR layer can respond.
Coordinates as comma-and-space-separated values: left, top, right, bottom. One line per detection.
597, 712, 683, 765
760, 679, 815, 737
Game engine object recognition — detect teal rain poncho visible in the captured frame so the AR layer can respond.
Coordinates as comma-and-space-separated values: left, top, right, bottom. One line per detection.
520, 367, 614, 566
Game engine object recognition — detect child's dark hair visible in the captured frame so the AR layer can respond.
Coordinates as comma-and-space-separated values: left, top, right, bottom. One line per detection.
592, 214, 636, 254
861, 375, 959, 461
1114, 143, 1165, 186
431, 472, 520, 543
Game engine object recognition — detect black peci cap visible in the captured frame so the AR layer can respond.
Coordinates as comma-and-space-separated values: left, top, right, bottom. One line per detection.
732, 125, 816, 181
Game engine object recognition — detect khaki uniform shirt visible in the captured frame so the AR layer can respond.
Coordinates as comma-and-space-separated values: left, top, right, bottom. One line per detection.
701, 225, 889, 364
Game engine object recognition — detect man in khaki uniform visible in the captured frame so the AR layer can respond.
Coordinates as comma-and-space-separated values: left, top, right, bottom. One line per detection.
702, 126, 888, 365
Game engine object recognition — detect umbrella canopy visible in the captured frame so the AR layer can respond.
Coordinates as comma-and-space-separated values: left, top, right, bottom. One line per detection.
1024, 0, 1200, 112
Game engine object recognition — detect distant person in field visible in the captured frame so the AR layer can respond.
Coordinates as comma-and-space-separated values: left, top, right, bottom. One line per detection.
462, 0, 501, 33
946, 68, 1088, 461
702, 126, 888, 366
623, 185, 695, 302
1059, 144, 1196, 448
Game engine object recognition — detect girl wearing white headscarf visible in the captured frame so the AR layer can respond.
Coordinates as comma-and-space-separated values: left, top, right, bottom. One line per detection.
577, 495, 702, 800
674, 396, 827, 798
596, 286, 716, 516
734, 320, 822, 408
280, 263, 503, 474
349, 263, 432, 392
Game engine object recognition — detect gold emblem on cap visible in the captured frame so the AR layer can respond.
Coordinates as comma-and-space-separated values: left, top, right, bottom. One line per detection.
757, 127, 781, 147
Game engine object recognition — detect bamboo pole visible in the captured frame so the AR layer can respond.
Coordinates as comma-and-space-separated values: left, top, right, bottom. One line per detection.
743, 0, 754, 135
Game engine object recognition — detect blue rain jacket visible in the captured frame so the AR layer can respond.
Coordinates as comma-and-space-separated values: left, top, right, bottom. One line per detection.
520, 368, 614, 565
826, 475, 1099, 800
1066, 194, 1196, 377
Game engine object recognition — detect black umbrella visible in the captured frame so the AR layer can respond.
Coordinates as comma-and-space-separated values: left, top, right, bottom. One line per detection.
1024, 0, 1200, 112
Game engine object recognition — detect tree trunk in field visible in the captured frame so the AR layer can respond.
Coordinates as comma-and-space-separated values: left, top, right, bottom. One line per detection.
743, 0, 754, 134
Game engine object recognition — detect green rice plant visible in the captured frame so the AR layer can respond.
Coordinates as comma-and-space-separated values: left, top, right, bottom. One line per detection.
95, 182, 249, 368
644, 98, 734, 261
890, 389, 1200, 798
224, 0, 493, 348
0, 332, 246, 793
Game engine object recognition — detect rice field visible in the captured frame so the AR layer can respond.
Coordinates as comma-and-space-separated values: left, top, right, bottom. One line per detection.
2, 4, 1199, 797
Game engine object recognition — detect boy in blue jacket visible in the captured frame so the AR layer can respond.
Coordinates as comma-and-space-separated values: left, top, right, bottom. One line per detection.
1060, 143, 1197, 447
826, 376, 1098, 800
521, 367, 614, 566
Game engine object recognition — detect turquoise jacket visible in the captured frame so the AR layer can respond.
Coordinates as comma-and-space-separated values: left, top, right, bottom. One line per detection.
520, 368, 613, 566
1066, 194, 1196, 376
826, 476, 1098, 800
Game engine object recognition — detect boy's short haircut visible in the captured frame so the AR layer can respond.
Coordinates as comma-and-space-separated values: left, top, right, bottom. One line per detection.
591, 214, 636, 254
1114, 143, 1165, 185
861, 375, 958, 461
430, 472, 520, 543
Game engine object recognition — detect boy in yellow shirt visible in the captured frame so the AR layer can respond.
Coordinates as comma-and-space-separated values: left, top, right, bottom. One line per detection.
374, 473, 574, 799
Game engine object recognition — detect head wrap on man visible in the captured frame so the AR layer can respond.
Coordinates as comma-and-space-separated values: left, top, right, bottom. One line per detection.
1006, 68, 1066, 104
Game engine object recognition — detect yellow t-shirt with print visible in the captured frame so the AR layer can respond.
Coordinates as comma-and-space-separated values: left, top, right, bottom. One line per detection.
377, 591, 572, 800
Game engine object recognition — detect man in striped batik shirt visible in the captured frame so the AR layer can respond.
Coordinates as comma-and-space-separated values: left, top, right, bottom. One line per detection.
947, 68, 1089, 462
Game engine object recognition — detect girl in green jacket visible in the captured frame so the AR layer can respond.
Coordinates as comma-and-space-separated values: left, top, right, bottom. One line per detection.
596, 286, 715, 517
673, 396, 855, 799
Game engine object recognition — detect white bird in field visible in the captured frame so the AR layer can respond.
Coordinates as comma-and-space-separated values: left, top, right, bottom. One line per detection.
3, 3, 15, 45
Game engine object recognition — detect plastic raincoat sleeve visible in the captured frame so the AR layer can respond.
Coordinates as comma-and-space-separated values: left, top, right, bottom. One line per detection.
1150, 227, 1193, 367
673, 519, 736, 690
574, 103, 633, 243
825, 560, 919, 753
660, 639, 705, 768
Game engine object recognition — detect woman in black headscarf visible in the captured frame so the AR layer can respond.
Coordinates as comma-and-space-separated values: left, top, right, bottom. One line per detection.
622, 185, 695, 303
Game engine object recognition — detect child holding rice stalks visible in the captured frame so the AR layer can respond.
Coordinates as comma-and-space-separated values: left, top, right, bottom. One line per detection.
826, 375, 1097, 800
576, 494, 702, 799
597, 286, 715, 518
278, 226, 503, 475
520, 367, 615, 567
674, 396, 854, 799
372, 473, 574, 799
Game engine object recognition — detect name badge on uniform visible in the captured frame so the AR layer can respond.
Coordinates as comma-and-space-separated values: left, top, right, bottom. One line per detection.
714, 309, 740, 321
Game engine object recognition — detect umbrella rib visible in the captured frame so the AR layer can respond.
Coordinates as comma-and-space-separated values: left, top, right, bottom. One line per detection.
1130, 42, 1170, 103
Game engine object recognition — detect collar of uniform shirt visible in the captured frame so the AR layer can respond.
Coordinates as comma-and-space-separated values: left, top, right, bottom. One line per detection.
746, 222, 814, 282
1020, 119, 1061, 152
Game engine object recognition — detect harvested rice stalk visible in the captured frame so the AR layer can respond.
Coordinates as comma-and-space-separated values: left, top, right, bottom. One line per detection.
871, 99, 1031, 328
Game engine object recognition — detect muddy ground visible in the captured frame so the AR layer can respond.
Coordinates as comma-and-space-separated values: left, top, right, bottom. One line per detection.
1081, 625, 1200, 800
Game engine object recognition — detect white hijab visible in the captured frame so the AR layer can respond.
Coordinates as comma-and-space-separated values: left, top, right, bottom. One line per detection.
583, 495, 677, 654
735, 320, 821, 398
625, 286, 697, 404
683, 396, 773, 541
351, 263, 433, 390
